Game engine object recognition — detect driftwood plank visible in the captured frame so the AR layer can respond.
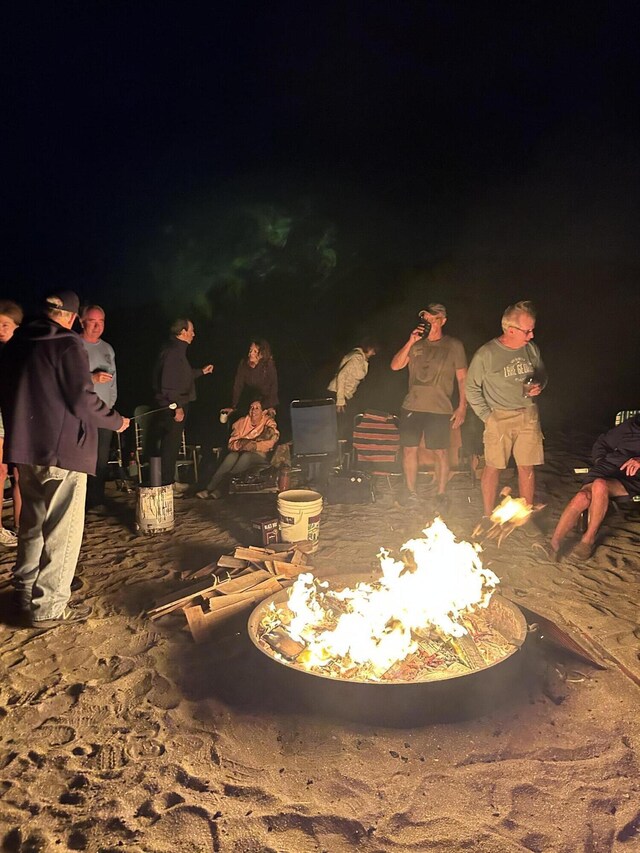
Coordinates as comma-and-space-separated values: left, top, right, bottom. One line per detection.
180, 562, 217, 580
185, 599, 251, 642
206, 591, 262, 609
204, 578, 282, 604
265, 559, 307, 579
290, 548, 308, 566
148, 577, 218, 617
518, 604, 607, 669
215, 569, 272, 595
217, 555, 249, 570
184, 602, 210, 640
234, 546, 275, 561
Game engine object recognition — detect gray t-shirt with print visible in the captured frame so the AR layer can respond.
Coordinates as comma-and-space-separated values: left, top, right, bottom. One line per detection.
466, 338, 544, 422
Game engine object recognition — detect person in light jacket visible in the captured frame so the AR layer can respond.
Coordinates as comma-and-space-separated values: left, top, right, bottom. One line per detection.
328, 337, 378, 438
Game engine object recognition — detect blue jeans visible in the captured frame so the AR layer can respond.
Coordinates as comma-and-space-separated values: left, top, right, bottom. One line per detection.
206, 451, 268, 492
14, 464, 87, 621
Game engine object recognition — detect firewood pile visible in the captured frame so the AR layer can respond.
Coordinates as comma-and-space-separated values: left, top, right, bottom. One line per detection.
146, 542, 314, 643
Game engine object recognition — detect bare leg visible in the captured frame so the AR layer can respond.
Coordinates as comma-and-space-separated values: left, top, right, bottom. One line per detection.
434, 448, 449, 495
481, 465, 501, 516
550, 485, 592, 553
517, 464, 535, 506
581, 478, 628, 546
402, 446, 419, 494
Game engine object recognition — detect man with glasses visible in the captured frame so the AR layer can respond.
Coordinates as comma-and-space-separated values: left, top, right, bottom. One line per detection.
466, 300, 546, 518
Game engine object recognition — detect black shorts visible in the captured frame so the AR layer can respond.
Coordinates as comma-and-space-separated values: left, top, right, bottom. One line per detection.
399, 409, 451, 450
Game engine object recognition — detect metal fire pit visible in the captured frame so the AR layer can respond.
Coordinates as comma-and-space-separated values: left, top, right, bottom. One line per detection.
248, 572, 526, 686
248, 574, 527, 725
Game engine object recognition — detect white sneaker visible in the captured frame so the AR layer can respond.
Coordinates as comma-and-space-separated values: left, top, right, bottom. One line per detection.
0, 528, 18, 547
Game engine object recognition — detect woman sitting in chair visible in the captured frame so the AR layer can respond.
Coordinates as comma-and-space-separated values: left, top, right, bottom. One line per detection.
197, 399, 279, 499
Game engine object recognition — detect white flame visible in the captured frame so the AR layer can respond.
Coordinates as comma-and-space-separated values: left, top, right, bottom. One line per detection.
283, 517, 499, 678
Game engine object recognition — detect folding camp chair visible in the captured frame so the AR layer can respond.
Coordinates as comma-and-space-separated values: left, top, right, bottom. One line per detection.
175, 431, 200, 484
105, 431, 134, 492
133, 404, 151, 483
352, 410, 403, 495
290, 398, 339, 483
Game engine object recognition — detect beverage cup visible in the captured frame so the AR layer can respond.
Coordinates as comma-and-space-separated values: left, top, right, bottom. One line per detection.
219, 411, 229, 424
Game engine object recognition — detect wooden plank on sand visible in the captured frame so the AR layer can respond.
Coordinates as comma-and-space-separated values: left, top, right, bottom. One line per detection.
180, 562, 217, 580
290, 548, 308, 566
217, 555, 249, 571
518, 604, 607, 669
185, 599, 251, 642
265, 559, 309, 579
215, 569, 272, 595
148, 577, 218, 616
234, 546, 275, 561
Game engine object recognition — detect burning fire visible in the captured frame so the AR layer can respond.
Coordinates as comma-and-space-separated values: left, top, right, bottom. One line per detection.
472, 490, 537, 545
260, 517, 502, 681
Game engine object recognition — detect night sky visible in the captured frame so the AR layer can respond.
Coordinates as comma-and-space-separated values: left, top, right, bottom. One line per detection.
4, 2, 640, 437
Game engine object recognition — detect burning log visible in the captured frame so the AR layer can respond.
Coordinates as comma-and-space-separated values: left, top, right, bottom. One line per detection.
261, 626, 307, 660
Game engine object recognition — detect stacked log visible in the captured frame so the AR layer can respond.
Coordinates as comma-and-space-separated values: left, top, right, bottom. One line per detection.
146, 542, 313, 643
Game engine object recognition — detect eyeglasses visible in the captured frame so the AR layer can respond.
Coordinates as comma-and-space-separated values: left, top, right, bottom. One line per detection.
509, 325, 535, 335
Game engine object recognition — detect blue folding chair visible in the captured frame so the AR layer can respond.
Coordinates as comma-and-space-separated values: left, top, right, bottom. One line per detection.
290, 398, 339, 483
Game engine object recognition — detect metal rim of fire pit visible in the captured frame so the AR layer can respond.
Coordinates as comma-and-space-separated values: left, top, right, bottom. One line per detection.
248, 572, 527, 685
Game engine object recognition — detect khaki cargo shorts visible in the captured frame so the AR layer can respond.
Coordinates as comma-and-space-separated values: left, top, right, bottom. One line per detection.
483, 407, 544, 469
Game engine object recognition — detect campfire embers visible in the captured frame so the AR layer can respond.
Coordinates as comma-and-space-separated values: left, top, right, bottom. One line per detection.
248, 518, 527, 685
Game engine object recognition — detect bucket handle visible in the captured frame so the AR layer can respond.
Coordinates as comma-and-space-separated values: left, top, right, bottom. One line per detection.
281, 508, 305, 525
279, 500, 322, 526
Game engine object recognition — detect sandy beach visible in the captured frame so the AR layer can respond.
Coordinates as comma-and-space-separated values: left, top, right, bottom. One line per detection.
0, 439, 638, 853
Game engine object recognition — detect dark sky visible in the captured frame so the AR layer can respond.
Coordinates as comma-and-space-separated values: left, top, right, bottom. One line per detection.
3, 1, 640, 428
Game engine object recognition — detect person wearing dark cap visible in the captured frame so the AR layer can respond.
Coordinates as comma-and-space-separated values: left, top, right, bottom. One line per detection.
391, 303, 468, 509
0, 291, 130, 628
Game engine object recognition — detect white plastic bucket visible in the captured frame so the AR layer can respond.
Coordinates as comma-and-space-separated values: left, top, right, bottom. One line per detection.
277, 489, 323, 549
136, 485, 174, 534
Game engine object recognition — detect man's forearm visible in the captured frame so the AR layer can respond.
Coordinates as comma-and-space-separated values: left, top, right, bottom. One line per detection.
390, 341, 412, 371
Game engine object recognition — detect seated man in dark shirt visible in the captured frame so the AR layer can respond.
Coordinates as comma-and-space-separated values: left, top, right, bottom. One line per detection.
550, 414, 640, 560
